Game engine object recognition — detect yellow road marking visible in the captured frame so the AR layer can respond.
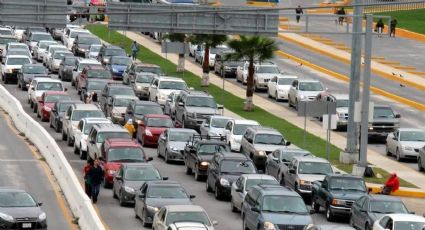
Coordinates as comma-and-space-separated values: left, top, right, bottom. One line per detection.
275, 50, 425, 111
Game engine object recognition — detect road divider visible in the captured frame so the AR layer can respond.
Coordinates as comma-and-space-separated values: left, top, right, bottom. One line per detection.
0, 85, 105, 230
368, 185, 425, 199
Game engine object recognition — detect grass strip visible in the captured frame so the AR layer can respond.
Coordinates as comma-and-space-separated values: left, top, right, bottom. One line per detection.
376, 9, 425, 35
86, 24, 415, 188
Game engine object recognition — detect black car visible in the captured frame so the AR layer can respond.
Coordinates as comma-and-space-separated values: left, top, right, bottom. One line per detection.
71, 34, 101, 57
134, 181, 194, 227
49, 100, 84, 132
17, 64, 48, 90
98, 44, 127, 65
206, 152, 257, 200
58, 56, 77, 81
0, 188, 47, 229
124, 100, 164, 132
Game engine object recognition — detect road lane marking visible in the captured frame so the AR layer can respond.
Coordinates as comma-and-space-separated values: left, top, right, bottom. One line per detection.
0, 159, 39, 162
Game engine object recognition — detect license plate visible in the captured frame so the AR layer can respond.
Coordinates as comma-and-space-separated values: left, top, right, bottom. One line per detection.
22, 223, 32, 228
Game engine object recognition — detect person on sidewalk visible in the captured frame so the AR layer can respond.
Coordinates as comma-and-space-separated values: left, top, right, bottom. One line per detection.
124, 119, 136, 138
87, 158, 104, 203
381, 172, 400, 195
131, 41, 139, 61
295, 6, 303, 23
390, 18, 398, 37
83, 159, 94, 198
376, 19, 385, 37
337, 7, 346, 25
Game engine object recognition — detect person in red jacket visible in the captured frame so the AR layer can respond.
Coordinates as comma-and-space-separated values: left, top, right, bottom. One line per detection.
382, 172, 400, 195
83, 159, 94, 198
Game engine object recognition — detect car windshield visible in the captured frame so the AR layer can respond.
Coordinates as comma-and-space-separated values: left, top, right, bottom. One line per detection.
111, 57, 131, 65
220, 160, 256, 174
87, 81, 107, 91
49, 47, 67, 55
87, 70, 112, 79
262, 195, 308, 214
280, 151, 311, 162
9, 44, 27, 50
278, 78, 295, 85
330, 178, 366, 191
0, 37, 17, 44
36, 82, 63, 91
169, 131, 195, 142
135, 105, 163, 115
256, 66, 280, 74
299, 82, 323, 91
394, 221, 425, 230
0, 30, 12, 36
108, 148, 144, 162
211, 118, 231, 128
136, 74, 154, 83
233, 124, 258, 135
39, 42, 56, 49
105, 49, 126, 56
96, 131, 130, 143
246, 179, 278, 191
23, 65, 46, 74
147, 186, 188, 199
374, 107, 395, 118
186, 97, 217, 108
58, 103, 73, 112
135, 66, 162, 75
6, 57, 30, 65
29, 27, 46, 33
70, 31, 90, 38
336, 99, 349, 108
78, 63, 101, 72
78, 37, 100, 45
254, 134, 284, 145
158, 81, 187, 90
198, 144, 229, 155
8, 50, 29, 56
90, 46, 101, 52
369, 201, 408, 214
54, 52, 72, 59
64, 58, 77, 65
0, 191, 37, 207
166, 212, 211, 226
71, 110, 104, 121
400, 131, 425, 141
45, 95, 70, 103
124, 167, 161, 181
146, 117, 173, 127
31, 34, 53, 42
114, 98, 134, 107
298, 162, 333, 175
109, 87, 135, 96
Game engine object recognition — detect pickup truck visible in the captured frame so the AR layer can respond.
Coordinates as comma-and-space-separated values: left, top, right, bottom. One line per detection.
368, 105, 400, 139
311, 174, 367, 221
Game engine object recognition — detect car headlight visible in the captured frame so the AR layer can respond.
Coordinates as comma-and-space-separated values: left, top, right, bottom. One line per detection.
331, 199, 345, 206
171, 147, 179, 151
187, 112, 196, 118
220, 178, 230, 186
200, 161, 209, 167
257, 151, 266, 156
145, 129, 152, 136
299, 180, 311, 185
112, 68, 118, 72
0, 212, 14, 222
146, 205, 159, 213
403, 146, 414, 151
108, 169, 116, 175
263, 221, 276, 230
300, 94, 306, 100
38, 212, 47, 221
43, 106, 51, 112
6, 68, 13, 73
123, 186, 135, 194
136, 85, 143, 90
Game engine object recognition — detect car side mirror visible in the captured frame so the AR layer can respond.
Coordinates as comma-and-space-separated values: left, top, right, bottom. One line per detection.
147, 157, 153, 162
236, 187, 243, 193
212, 220, 218, 226
189, 195, 196, 199
178, 102, 184, 107
251, 207, 260, 213
285, 141, 291, 146
272, 157, 278, 163
162, 176, 169, 181
115, 175, 122, 180
289, 169, 296, 174
395, 114, 401, 118
38, 202, 43, 206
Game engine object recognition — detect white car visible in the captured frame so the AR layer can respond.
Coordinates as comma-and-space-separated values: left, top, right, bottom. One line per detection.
27, 32, 53, 52
48, 50, 73, 73
236, 62, 258, 85
386, 128, 425, 161
199, 115, 233, 136
267, 75, 297, 101
373, 213, 425, 230
1, 55, 32, 84
230, 174, 278, 212
44, 44, 67, 66
34, 40, 58, 61
223, 119, 260, 152
0, 27, 14, 37
73, 58, 102, 86
61, 24, 82, 43
85, 44, 102, 59
288, 79, 326, 110
1, 42, 30, 60
27, 78, 64, 110
73, 117, 112, 160
189, 43, 202, 57
14, 27, 25, 41
253, 63, 281, 91
195, 45, 228, 67
149, 76, 187, 105
152, 205, 218, 230
64, 28, 91, 50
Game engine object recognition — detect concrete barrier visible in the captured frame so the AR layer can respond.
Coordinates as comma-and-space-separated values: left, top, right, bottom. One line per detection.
0, 85, 105, 230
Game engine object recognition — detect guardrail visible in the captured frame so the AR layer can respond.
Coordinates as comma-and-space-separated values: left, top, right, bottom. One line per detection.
0, 85, 105, 230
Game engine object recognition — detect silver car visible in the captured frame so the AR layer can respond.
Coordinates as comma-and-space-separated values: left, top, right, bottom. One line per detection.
164, 91, 178, 118
265, 148, 312, 183
386, 128, 425, 161
199, 115, 233, 136
157, 128, 198, 163
132, 72, 156, 99
105, 95, 139, 125
230, 174, 278, 212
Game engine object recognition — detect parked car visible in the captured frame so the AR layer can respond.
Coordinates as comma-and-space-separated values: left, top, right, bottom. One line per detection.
350, 194, 410, 230
73, 117, 112, 159
288, 79, 326, 110
149, 76, 187, 106
132, 72, 155, 100
71, 34, 101, 57
49, 100, 83, 133
157, 128, 198, 163
236, 61, 257, 84
106, 56, 132, 80
152, 205, 218, 230
77, 65, 112, 94
98, 44, 127, 65
135, 181, 194, 226
28, 78, 64, 110
240, 126, 291, 170
223, 119, 260, 152
1, 55, 32, 83
230, 174, 278, 212
199, 115, 233, 137
206, 152, 257, 200
213, 50, 242, 78
84, 44, 101, 59
253, 62, 282, 91
105, 95, 139, 124
241, 184, 313, 230
17, 64, 48, 90
36, 91, 71, 121
137, 114, 174, 146
123, 63, 162, 85
386, 128, 425, 162
267, 75, 298, 101
373, 214, 425, 230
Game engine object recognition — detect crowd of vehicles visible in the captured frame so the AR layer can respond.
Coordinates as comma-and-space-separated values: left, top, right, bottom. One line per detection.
0, 21, 424, 230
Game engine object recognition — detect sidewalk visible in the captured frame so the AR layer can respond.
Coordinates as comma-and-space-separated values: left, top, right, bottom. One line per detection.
120, 30, 425, 191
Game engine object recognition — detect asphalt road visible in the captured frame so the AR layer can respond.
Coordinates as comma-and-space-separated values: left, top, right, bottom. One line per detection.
0, 109, 71, 229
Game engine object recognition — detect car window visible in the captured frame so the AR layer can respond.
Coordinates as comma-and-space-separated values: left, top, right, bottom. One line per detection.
211, 118, 231, 128
254, 134, 284, 145
108, 148, 145, 162
165, 211, 210, 226
298, 162, 333, 175
261, 195, 308, 213
329, 178, 366, 192
0, 191, 37, 207
147, 186, 188, 199
370, 201, 408, 214
71, 110, 104, 121
220, 160, 256, 174
36, 82, 63, 91
96, 131, 130, 143
198, 144, 229, 155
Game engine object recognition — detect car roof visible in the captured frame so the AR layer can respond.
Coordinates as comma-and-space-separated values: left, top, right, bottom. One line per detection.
277, 75, 298, 79
385, 214, 425, 222
112, 95, 139, 100
254, 184, 299, 196
367, 194, 403, 202
327, 174, 363, 180
105, 138, 140, 148
6, 55, 30, 59
104, 45, 123, 50
73, 104, 100, 110
22, 63, 44, 67
232, 119, 260, 125
31, 32, 50, 35
183, 90, 211, 97
43, 91, 68, 96
134, 63, 160, 68
7, 42, 26, 46
135, 101, 160, 106
209, 115, 232, 120
293, 156, 329, 163
33, 78, 61, 83
85, 65, 106, 70
165, 205, 206, 212
94, 123, 127, 132
397, 128, 425, 132
171, 222, 209, 228
79, 58, 101, 64
157, 76, 185, 82
167, 128, 197, 133
81, 117, 111, 124
249, 126, 281, 135
298, 79, 322, 83
241, 174, 277, 180
0, 35, 16, 39
144, 114, 170, 119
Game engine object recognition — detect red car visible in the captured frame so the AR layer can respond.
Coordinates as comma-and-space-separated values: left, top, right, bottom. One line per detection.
77, 65, 112, 94
37, 91, 71, 121
101, 138, 152, 188
137, 114, 174, 147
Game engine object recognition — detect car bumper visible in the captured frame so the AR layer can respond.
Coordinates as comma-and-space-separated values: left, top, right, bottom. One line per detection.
255, 82, 268, 89
401, 149, 419, 159
0, 219, 47, 229
329, 205, 352, 217
135, 89, 149, 99
217, 184, 232, 198
185, 117, 207, 129
120, 191, 136, 203
368, 130, 392, 137
252, 155, 267, 168
276, 91, 289, 100
143, 135, 159, 146
112, 74, 123, 80
168, 150, 185, 161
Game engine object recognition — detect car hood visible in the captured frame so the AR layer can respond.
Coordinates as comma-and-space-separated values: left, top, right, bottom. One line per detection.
0, 207, 43, 218
111, 64, 127, 71
298, 91, 322, 97
23, 73, 48, 80
146, 127, 167, 135
255, 73, 279, 78
157, 89, 181, 97
186, 107, 218, 115
399, 141, 425, 148
262, 212, 313, 225
104, 162, 122, 171
298, 174, 327, 183
112, 107, 127, 114
124, 180, 156, 190
208, 127, 225, 136
5, 64, 24, 69
331, 190, 366, 200
146, 198, 192, 208
336, 107, 349, 114
253, 144, 284, 152
169, 141, 186, 150
372, 117, 399, 124
220, 174, 241, 184
369, 213, 385, 223
198, 155, 214, 162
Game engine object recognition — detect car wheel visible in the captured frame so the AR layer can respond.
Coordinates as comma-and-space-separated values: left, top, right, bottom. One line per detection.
49, 120, 54, 128
185, 165, 192, 175
156, 148, 161, 157
142, 208, 149, 227
230, 198, 238, 212
55, 122, 61, 133
214, 185, 221, 200
365, 222, 371, 230
275, 91, 279, 102
113, 188, 118, 199
71, 80, 75, 86
278, 173, 284, 186
349, 215, 355, 227
396, 148, 402, 161
74, 144, 79, 154
182, 117, 186, 128
288, 95, 292, 108
61, 129, 67, 141
119, 190, 125, 206
164, 150, 170, 163
326, 204, 334, 221
194, 169, 202, 181
418, 157, 424, 172
33, 104, 37, 113
206, 178, 212, 192
80, 146, 87, 160
311, 197, 320, 213
386, 145, 392, 156
294, 99, 299, 110
242, 216, 248, 230
67, 135, 73, 146
267, 90, 272, 98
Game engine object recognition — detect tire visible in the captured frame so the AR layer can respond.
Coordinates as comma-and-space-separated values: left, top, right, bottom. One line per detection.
55, 122, 61, 133
386, 145, 392, 156
242, 216, 248, 230
230, 198, 238, 212
349, 215, 355, 228
67, 135, 73, 146
275, 91, 279, 102
396, 148, 402, 161
30, 100, 33, 108
418, 157, 424, 172
49, 120, 54, 128
294, 99, 299, 110
74, 144, 79, 154
206, 178, 212, 192
33, 104, 37, 113
311, 197, 320, 213
142, 208, 149, 227
182, 117, 186, 128
214, 185, 221, 200
326, 204, 335, 221
267, 91, 272, 98
288, 95, 292, 108
186, 165, 192, 175
113, 188, 118, 199
194, 169, 202, 181
164, 150, 170, 163
61, 129, 67, 141
365, 222, 372, 230
119, 191, 125, 206
80, 146, 87, 160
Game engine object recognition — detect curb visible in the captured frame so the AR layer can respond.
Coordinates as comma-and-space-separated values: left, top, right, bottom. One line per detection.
368, 186, 425, 199
245, 1, 277, 7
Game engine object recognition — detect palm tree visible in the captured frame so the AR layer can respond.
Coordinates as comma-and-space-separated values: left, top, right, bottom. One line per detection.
190, 34, 228, 86
226, 35, 277, 111
163, 33, 187, 72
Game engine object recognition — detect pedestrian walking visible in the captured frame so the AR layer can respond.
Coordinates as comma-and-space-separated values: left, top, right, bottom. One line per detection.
376, 19, 385, 37
337, 7, 346, 25
124, 119, 136, 138
381, 172, 400, 195
83, 159, 94, 198
131, 41, 139, 61
390, 18, 398, 37
86, 158, 104, 203
295, 5, 303, 23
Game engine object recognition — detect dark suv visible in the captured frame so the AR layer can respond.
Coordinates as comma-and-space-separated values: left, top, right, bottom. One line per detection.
368, 105, 401, 140
206, 152, 257, 200
99, 83, 135, 112
98, 44, 127, 65
71, 34, 101, 57
77, 65, 112, 94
